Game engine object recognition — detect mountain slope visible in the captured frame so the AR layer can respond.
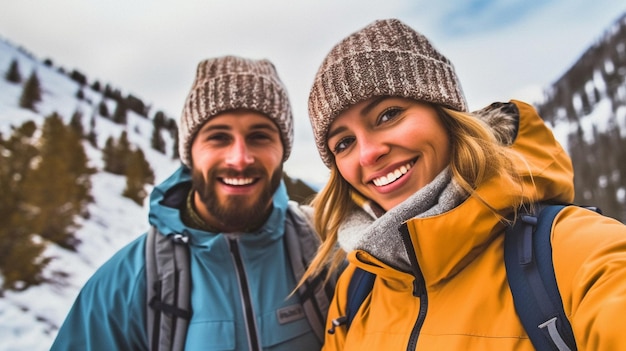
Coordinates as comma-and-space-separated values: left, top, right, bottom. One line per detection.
535, 12, 626, 222
0, 37, 180, 350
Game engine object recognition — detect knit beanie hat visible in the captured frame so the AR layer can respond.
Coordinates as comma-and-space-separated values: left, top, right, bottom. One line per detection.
308, 18, 468, 167
179, 56, 293, 167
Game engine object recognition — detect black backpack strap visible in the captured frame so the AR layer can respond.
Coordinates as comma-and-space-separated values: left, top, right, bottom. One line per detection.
145, 227, 192, 351
504, 204, 576, 351
284, 201, 333, 343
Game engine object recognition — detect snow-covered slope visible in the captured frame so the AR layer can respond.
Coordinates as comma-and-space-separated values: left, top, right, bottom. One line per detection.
0, 37, 179, 350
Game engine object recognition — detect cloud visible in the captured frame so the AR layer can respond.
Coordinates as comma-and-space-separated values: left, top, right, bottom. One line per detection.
433, 0, 555, 36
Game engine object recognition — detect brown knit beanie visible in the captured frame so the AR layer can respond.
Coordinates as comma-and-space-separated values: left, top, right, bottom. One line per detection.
308, 18, 468, 167
179, 56, 293, 167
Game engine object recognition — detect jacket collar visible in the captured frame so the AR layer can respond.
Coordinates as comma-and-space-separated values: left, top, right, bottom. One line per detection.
148, 165, 289, 246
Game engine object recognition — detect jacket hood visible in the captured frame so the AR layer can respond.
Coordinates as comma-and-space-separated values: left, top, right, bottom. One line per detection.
148, 165, 290, 242
474, 100, 574, 206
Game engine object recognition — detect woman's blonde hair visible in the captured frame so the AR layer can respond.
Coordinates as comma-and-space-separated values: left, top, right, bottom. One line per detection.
299, 105, 523, 285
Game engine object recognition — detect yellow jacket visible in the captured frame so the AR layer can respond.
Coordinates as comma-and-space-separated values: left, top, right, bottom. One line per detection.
323, 100, 626, 350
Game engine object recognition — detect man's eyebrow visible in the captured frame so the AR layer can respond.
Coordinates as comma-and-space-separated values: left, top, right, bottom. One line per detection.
249, 122, 279, 132
198, 122, 279, 134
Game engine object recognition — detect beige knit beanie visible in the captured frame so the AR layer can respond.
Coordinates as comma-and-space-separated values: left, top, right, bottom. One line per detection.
308, 18, 468, 167
179, 56, 293, 167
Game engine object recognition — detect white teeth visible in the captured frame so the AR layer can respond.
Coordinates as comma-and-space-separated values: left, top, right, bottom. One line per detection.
372, 162, 413, 187
222, 178, 254, 186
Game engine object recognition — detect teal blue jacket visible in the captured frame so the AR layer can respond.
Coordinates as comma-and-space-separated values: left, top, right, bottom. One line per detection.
50, 166, 322, 350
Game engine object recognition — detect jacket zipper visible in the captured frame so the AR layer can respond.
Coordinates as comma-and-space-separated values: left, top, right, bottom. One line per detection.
399, 223, 428, 351
228, 237, 262, 351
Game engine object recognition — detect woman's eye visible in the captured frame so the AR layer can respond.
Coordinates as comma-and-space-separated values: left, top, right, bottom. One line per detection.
332, 137, 354, 154
378, 107, 402, 124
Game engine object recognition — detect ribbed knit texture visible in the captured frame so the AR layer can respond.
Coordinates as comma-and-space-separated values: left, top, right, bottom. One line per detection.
179, 56, 293, 167
308, 18, 468, 167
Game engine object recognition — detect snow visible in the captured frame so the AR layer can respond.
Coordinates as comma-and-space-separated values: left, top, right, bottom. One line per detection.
0, 37, 179, 350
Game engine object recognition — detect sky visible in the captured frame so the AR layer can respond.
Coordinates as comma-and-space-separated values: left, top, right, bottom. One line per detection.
1, 0, 626, 185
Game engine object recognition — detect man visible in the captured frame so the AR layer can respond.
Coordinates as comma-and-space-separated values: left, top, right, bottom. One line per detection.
51, 56, 332, 351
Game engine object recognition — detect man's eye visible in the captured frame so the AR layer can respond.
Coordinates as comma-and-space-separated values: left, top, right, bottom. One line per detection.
206, 133, 230, 142
249, 132, 272, 141
378, 107, 402, 124
332, 137, 354, 154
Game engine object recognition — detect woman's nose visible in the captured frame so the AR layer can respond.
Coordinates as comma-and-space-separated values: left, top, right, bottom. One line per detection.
359, 137, 389, 167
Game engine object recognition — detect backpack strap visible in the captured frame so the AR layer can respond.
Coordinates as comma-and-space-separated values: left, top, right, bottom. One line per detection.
326, 266, 376, 335
284, 201, 334, 343
145, 227, 192, 351
345, 267, 375, 329
504, 204, 577, 351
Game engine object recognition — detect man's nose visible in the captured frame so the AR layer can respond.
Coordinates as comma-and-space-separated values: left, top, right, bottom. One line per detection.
225, 139, 254, 169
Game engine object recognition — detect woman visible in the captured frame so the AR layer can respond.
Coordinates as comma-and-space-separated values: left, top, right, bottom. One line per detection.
302, 18, 626, 350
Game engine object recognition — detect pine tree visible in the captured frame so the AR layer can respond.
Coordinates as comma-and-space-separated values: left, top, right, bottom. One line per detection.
98, 100, 109, 118
112, 100, 127, 124
153, 110, 166, 128
102, 131, 132, 175
22, 113, 95, 250
151, 122, 165, 153
122, 147, 154, 205
87, 114, 98, 147
19, 70, 42, 111
75, 88, 85, 100
69, 109, 85, 138
5, 59, 21, 83
0, 121, 50, 292
172, 131, 179, 160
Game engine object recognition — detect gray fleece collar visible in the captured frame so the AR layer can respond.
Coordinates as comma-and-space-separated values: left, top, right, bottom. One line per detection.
338, 168, 467, 272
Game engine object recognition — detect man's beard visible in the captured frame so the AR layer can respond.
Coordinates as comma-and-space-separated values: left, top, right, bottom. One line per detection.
191, 165, 283, 232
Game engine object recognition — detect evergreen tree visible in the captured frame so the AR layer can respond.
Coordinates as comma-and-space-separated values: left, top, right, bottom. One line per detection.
75, 88, 85, 100
102, 131, 132, 175
5, 59, 21, 83
151, 122, 165, 154
87, 114, 98, 147
122, 147, 155, 205
98, 100, 109, 118
0, 121, 50, 292
22, 113, 95, 250
19, 70, 42, 111
172, 131, 179, 160
153, 110, 166, 128
112, 100, 127, 124
102, 136, 118, 173
69, 109, 85, 138
91, 80, 101, 92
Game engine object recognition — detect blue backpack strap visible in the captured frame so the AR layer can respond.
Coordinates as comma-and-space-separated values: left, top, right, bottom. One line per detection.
504, 204, 577, 351
328, 266, 376, 334
346, 267, 376, 329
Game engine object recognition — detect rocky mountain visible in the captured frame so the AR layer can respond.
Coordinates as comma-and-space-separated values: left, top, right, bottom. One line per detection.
536, 12, 626, 222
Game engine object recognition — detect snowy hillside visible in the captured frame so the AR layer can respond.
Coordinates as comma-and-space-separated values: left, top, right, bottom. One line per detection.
0, 37, 179, 350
